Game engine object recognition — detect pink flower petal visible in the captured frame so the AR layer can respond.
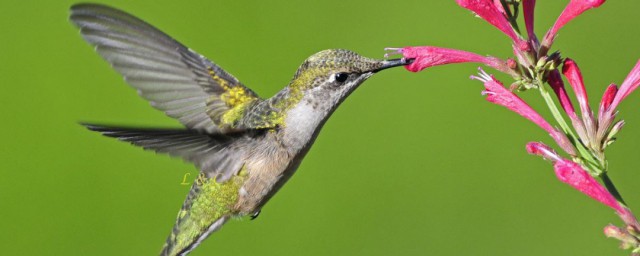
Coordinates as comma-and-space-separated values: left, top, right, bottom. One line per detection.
598, 84, 618, 120
548, 70, 578, 121
456, 0, 523, 44
562, 59, 592, 118
548, 70, 589, 148
543, 0, 606, 47
526, 142, 561, 162
529, 142, 639, 228
522, 0, 537, 39
597, 60, 640, 141
493, 0, 507, 16
475, 70, 554, 132
562, 59, 597, 146
391, 46, 510, 73
553, 159, 625, 215
472, 69, 576, 155
609, 59, 640, 111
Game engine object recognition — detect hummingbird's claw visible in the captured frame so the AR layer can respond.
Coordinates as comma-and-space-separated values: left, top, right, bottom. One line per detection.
250, 210, 261, 220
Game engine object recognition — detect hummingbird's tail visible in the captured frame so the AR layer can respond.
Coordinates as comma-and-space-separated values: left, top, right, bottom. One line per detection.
160, 172, 244, 256
159, 167, 246, 256
82, 124, 250, 255
161, 215, 229, 256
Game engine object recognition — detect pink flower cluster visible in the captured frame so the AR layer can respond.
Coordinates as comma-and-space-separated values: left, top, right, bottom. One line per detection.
388, 0, 640, 237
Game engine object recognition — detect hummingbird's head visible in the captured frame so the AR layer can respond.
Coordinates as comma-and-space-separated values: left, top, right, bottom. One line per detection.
286, 49, 411, 112
274, 49, 411, 150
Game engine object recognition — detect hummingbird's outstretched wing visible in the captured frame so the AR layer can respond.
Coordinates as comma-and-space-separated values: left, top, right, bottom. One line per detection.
70, 4, 261, 133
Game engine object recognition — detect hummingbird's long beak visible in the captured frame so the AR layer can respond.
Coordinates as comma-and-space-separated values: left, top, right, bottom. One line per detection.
373, 58, 415, 73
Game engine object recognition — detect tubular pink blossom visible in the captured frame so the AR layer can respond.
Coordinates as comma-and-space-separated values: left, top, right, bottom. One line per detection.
562, 59, 597, 147
529, 143, 640, 228
548, 70, 578, 121
553, 159, 625, 215
609, 59, 640, 111
598, 60, 640, 141
522, 0, 537, 39
388, 46, 511, 73
475, 70, 553, 132
562, 59, 592, 118
472, 69, 576, 155
548, 70, 589, 147
456, 0, 524, 44
526, 142, 561, 162
598, 84, 618, 119
543, 0, 606, 47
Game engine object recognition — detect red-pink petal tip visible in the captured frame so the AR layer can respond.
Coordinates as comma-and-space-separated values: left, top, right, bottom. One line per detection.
543, 0, 606, 47
522, 0, 537, 38
599, 84, 618, 115
610, 59, 640, 111
562, 58, 592, 116
456, 0, 523, 44
526, 142, 561, 162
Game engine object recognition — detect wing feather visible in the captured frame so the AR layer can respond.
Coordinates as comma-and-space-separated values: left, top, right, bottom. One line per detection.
70, 4, 261, 133
82, 123, 253, 182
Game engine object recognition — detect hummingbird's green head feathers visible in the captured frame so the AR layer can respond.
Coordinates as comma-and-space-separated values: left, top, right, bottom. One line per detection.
284, 49, 411, 110
289, 49, 409, 91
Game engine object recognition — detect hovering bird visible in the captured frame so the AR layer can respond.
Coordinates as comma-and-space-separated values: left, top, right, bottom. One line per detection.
70, 3, 411, 255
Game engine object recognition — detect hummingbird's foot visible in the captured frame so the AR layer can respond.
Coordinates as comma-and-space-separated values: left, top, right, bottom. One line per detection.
250, 210, 261, 220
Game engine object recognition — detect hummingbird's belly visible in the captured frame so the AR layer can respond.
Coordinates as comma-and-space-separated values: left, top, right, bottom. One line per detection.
233, 146, 300, 215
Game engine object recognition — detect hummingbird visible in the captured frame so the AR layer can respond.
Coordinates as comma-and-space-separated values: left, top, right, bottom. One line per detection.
70, 3, 411, 256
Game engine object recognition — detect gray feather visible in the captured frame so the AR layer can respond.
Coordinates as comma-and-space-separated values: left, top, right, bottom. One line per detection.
82, 123, 255, 181
70, 4, 260, 133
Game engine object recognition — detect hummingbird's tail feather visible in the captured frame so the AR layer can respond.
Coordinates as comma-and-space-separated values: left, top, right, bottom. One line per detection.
161, 215, 229, 256
81, 123, 250, 255
160, 172, 246, 256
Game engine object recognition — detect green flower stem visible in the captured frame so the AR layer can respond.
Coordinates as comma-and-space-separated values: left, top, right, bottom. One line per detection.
535, 79, 573, 137
534, 79, 601, 169
500, 0, 521, 34
535, 76, 629, 223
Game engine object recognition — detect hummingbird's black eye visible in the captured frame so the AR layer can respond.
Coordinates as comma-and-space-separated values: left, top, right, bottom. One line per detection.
334, 72, 349, 83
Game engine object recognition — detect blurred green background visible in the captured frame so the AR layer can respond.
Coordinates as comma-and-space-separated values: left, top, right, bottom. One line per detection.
2, 1, 640, 255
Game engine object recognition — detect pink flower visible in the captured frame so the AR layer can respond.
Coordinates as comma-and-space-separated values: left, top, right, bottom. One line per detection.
386, 46, 512, 74
597, 60, 640, 142
526, 142, 625, 214
547, 70, 578, 121
543, 0, 606, 47
526, 141, 561, 162
598, 84, 618, 121
609, 60, 640, 112
472, 69, 576, 155
522, 0, 537, 39
554, 160, 622, 212
547, 70, 590, 145
455, 0, 524, 44
562, 58, 597, 146
562, 59, 593, 120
